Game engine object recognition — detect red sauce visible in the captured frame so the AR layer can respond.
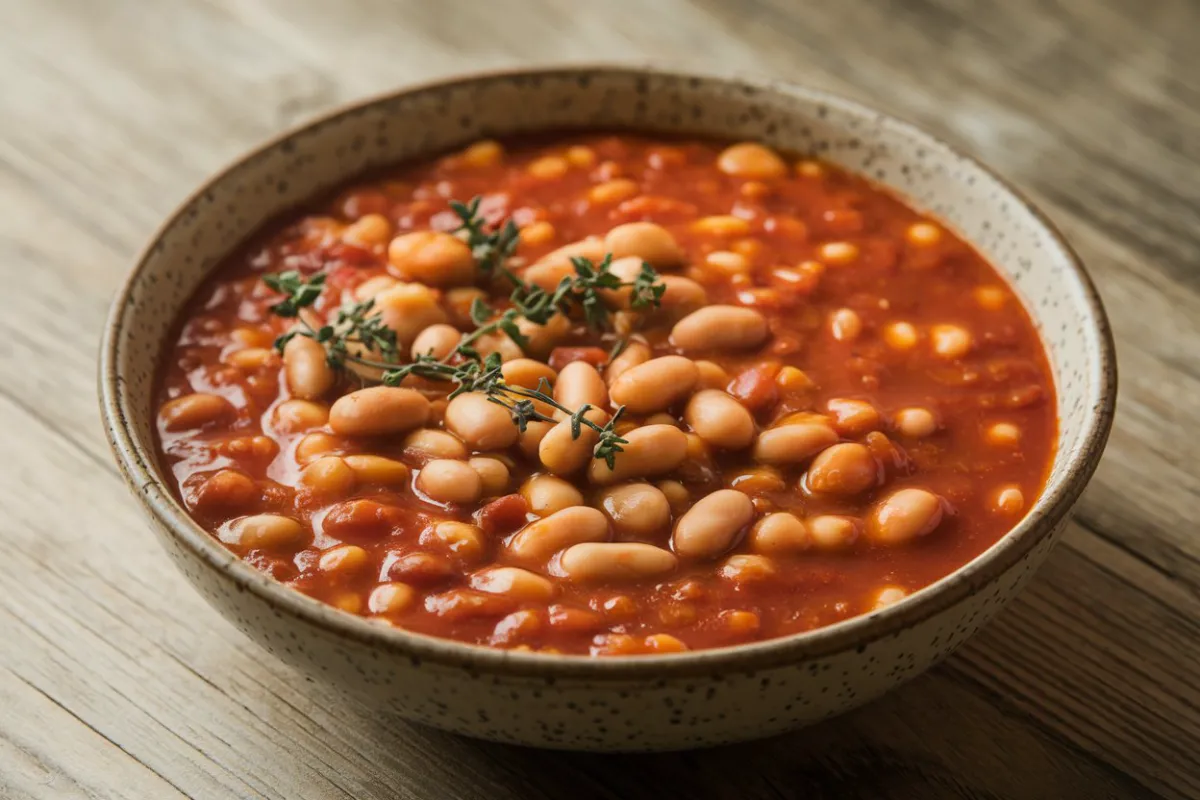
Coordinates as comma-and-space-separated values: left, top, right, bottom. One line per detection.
154, 133, 1056, 655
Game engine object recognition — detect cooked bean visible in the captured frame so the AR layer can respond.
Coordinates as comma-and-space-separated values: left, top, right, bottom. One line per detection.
598, 256, 648, 308
883, 321, 919, 351
299, 456, 357, 496
974, 285, 1007, 310
672, 489, 754, 559
609, 356, 698, 413
519, 220, 556, 246
422, 521, 486, 562
501, 358, 557, 390
416, 460, 483, 505
554, 361, 608, 411
558, 542, 677, 582
604, 340, 651, 384
490, 609, 544, 644
191, 470, 257, 512
691, 215, 752, 237
827, 398, 882, 436
818, 241, 859, 265
693, 360, 732, 391
530, 237, 605, 272
748, 512, 811, 554
368, 582, 417, 615
670, 306, 769, 352
893, 407, 938, 438
354, 274, 399, 301
343, 213, 392, 248
930, 324, 973, 359
410, 324, 462, 360
160, 393, 235, 432
318, 544, 369, 575
597, 483, 672, 538
387, 230, 476, 286
294, 432, 347, 464
528, 154, 569, 179
604, 222, 684, 267
717, 142, 787, 180
283, 335, 336, 400
656, 480, 690, 514
806, 443, 879, 496
471, 566, 556, 601
403, 428, 468, 461
521, 474, 584, 517
444, 392, 520, 450
656, 276, 708, 315
539, 408, 608, 476
374, 283, 449, 349
507, 506, 610, 561
459, 139, 503, 167
468, 457, 511, 495
513, 314, 572, 358
522, 259, 576, 292
328, 386, 430, 436
829, 308, 863, 342
518, 420, 555, 459
684, 390, 756, 449
385, 551, 454, 585
752, 418, 839, 465
873, 586, 909, 609
425, 589, 516, 621
992, 485, 1025, 514
906, 222, 942, 247
717, 554, 777, 583
223, 514, 307, 551
272, 399, 328, 433
728, 466, 786, 495
985, 422, 1021, 447
588, 424, 689, 485
343, 454, 410, 486
225, 347, 279, 371
867, 488, 945, 544
588, 179, 639, 204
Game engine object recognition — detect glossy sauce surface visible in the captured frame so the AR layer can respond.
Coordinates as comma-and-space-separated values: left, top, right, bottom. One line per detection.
155, 134, 1056, 655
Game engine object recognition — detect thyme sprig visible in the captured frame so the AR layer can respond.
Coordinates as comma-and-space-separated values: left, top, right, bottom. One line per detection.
263, 195, 666, 468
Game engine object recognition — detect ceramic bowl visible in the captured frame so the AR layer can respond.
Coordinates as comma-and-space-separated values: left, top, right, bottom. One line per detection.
99, 65, 1116, 751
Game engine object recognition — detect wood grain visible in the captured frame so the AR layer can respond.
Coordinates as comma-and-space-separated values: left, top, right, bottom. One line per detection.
1, 0, 1197, 797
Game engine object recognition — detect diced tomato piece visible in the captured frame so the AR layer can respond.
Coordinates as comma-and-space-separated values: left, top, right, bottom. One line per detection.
728, 363, 781, 412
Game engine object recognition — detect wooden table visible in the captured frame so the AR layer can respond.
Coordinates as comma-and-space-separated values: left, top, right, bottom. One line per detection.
2, 0, 1196, 797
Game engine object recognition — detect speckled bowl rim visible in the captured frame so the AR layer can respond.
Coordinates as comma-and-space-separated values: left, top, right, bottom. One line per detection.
100, 63, 1116, 679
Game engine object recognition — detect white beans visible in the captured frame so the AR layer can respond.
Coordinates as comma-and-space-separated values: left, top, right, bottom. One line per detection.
160, 393, 235, 432
752, 419, 839, 465
827, 398, 881, 436
608, 356, 699, 413
930, 324, 973, 359
893, 407, 938, 438
604, 222, 684, 267
328, 386, 431, 436
411, 324, 462, 360
808, 515, 860, 550
604, 340, 651, 384
670, 306, 769, 352
468, 457, 511, 496
299, 456, 357, 497
470, 566, 556, 601
403, 428, 469, 461
866, 488, 945, 544
343, 454, 410, 486
717, 142, 787, 180
223, 514, 307, 551
557, 542, 678, 583
501, 358, 557, 390
684, 390, 756, 449
318, 544, 369, 575
416, 460, 483, 505
507, 506, 610, 561
588, 424, 689, 485
538, 408, 607, 476
521, 474, 584, 517
444, 392, 520, 450
423, 521, 486, 562
368, 582, 416, 615
373, 283, 449, 349
283, 336, 335, 400
554, 361, 608, 411
672, 489, 755, 560
387, 230, 477, 286
747, 512, 810, 554
805, 443, 879, 496
597, 483, 672, 538
272, 399, 328, 433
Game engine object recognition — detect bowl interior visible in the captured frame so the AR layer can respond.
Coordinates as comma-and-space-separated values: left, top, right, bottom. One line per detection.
102, 65, 1114, 667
